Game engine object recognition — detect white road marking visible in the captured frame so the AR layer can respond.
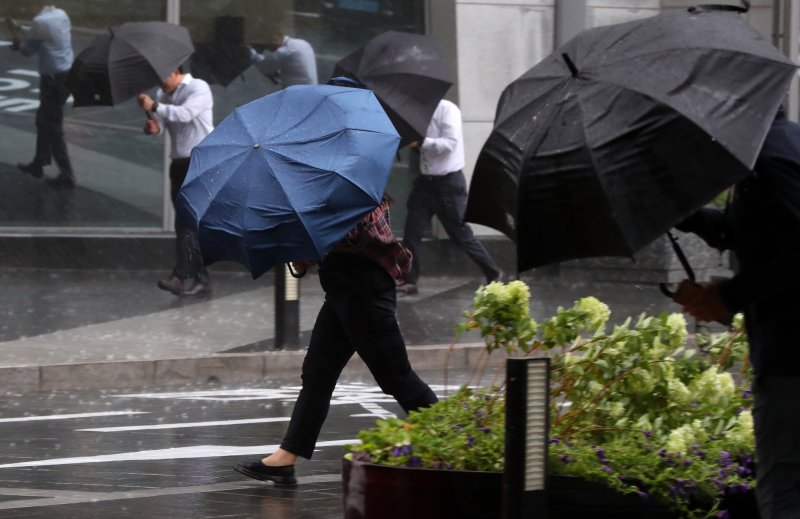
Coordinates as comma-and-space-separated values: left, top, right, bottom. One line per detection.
0, 439, 359, 469
0, 411, 147, 423
77, 416, 290, 432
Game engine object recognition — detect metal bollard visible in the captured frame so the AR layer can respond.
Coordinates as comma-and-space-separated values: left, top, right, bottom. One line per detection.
274, 264, 300, 349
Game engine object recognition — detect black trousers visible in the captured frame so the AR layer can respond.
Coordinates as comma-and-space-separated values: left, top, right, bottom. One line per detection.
402, 170, 499, 285
169, 158, 208, 282
280, 253, 438, 458
33, 72, 73, 180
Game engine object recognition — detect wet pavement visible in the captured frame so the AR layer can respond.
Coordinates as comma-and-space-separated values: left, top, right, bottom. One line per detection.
0, 376, 456, 518
0, 265, 681, 390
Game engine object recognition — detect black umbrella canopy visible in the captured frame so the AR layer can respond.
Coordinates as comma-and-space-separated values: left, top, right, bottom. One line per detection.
189, 41, 251, 87
334, 31, 454, 144
466, 7, 796, 272
68, 21, 194, 107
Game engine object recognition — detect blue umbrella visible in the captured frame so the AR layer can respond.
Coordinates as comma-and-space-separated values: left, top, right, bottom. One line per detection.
177, 84, 401, 278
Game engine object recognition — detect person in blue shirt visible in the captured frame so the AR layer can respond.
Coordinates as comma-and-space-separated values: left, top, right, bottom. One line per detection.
9, 3, 75, 189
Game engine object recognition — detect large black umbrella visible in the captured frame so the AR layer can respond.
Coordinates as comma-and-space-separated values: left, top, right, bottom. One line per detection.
465, 7, 796, 272
189, 42, 251, 87
67, 21, 194, 107
333, 31, 454, 144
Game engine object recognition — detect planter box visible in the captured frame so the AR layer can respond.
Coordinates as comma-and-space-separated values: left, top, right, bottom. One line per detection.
342, 459, 757, 518
342, 459, 674, 519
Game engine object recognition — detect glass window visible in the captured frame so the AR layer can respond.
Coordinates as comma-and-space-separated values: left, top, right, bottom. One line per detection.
0, 0, 425, 231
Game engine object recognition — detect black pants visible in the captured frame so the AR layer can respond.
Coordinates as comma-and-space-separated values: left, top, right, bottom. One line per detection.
170, 158, 208, 282
33, 72, 73, 180
280, 253, 438, 458
402, 170, 499, 285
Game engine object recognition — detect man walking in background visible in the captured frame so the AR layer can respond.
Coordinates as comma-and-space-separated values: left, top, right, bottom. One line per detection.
399, 99, 502, 295
245, 23, 317, 88
9, 3, 75, 189
138, 67, 214, 296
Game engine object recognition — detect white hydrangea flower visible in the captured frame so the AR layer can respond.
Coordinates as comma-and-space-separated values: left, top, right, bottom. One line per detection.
666, 313, 688, 347
575, 296, 611, 331
609, 402, 625, 418
725, 410, 755, 445
667, 378, 691, 404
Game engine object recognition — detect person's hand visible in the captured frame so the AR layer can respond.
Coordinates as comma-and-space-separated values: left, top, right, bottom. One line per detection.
289, 261, 315, 276
407, 140, 421, 149
681, 281, 733, 323
137, 93, 155, 112
143, 117, 160, 135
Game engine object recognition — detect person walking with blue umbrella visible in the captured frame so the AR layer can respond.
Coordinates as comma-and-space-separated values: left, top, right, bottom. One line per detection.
231, 78, 439, 485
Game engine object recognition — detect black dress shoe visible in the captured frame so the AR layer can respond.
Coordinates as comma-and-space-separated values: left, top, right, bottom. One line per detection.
46, 175, 75, 189
157, 275, 183, 295
18, 162, 43, 178
233, 460, 297, 486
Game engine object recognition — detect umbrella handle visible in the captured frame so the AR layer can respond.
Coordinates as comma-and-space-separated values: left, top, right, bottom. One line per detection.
287, 262, 306, 279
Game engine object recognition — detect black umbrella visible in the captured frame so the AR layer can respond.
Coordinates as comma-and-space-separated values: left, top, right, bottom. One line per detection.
67, 21, 194, 107
333, 31, 454, 144
189, 41, 251, 87
465, 6, 796, 272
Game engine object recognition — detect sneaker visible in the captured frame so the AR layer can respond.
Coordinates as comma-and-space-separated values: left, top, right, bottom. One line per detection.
18, 162, 43, 178
157, 275, 183, 295
46, 175, 75, 189
184, 280, 211, 296
396, 283, 418, 296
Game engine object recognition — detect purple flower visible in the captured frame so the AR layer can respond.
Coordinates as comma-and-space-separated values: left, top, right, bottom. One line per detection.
684, 459, 693, 467
408, 457, 422, 467
559, 455, 572, 464
601, 465, 613, 474
467, 436, 476, 447
391, 444, 412, 457
720, 451, 732, 467
642, 430, 652, 439
478, 426, 491, 434
717, 511, 730, 519
549, 438, 561, 444
636, 490, 648, 501
352, 452, 372, 462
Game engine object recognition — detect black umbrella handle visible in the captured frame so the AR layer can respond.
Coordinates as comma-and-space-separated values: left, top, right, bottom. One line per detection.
659, 230, 697, 299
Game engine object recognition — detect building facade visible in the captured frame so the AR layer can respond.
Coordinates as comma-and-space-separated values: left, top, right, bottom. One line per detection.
0, 0, 796, 266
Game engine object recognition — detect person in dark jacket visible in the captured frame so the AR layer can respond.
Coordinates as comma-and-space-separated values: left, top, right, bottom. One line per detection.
676, 107, 800, 518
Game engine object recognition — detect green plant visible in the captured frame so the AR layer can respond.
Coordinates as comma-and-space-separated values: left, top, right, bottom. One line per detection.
346, 281, 755, 518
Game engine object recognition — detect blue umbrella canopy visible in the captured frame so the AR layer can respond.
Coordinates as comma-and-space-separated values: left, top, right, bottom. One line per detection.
178, 84, 401, 278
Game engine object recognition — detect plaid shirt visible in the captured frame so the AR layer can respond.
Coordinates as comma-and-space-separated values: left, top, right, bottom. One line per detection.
332, 195, 412, 282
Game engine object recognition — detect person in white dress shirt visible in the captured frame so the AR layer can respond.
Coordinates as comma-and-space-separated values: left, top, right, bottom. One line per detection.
138, 67, 214, 296
398, 99, 502, 295
246, 24, 317, 88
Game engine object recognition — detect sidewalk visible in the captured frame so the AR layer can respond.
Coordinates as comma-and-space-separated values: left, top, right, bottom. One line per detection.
0, 266, 678, 391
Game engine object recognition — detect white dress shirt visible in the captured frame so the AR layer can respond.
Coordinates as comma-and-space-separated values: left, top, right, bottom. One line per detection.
153, 74, 214, 159
19, 6, 73, 75
249, 36, 318, 87
419, 99, 465, 176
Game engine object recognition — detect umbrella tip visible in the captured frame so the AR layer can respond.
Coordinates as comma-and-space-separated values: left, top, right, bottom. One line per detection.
253, 143, 261, 149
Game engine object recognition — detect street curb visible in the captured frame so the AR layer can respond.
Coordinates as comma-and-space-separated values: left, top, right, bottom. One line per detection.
2, 343, 492, 392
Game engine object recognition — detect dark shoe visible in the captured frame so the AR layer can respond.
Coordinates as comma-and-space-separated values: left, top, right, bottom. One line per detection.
46, 175, 75, 189
184, 280, 211, 296
397, 283, 418, 296
18, 162, 43, 178
233, 460, 297, 486
157, 275, 184, 295
488, 270, 509, 284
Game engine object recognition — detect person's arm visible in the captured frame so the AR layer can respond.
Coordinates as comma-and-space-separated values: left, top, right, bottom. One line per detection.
155, 84, 212, 124
674, 206, 732, 251
249, 47, 283, 76
16, 20, 41, 56
420, 104, 460, 156
717, 158, 800, 313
